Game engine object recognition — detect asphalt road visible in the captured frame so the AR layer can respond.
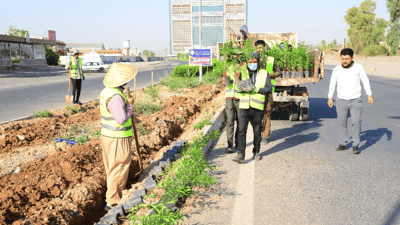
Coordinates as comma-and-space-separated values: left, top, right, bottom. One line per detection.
185, 67, 400, 225
0, 61, 186, 123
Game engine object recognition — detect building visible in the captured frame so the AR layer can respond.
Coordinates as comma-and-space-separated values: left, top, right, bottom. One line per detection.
66, 43, 106, 51
0, 34, 59, 70
169, 0, 248, 54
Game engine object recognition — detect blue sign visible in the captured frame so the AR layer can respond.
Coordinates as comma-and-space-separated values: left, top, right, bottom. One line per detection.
189, 49, 212, 66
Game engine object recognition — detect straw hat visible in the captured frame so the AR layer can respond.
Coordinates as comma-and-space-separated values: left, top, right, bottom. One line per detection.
103, 63, 138, 87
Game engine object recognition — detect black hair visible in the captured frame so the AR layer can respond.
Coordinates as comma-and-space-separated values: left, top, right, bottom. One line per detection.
255, 40, 266, 47
340, 48, 354, 57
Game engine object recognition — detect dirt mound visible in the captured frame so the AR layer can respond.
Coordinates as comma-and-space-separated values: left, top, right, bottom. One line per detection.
0, 84, 223, 224
0, 104, 101, 155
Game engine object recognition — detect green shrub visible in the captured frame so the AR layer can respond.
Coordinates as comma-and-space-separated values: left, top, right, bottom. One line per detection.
12, 59, 20, 64
362, 44, 389, 57
65, 105, 80, 113
143, 85, 161, 100
171, 64, 213, 78
45, 47, 60, 66
34, 109, 52, 118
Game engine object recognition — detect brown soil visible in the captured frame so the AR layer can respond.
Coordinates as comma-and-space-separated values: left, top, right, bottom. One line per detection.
0, 84, 223, 225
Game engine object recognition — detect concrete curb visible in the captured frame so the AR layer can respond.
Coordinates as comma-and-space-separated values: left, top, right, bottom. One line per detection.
200, 104, 227, 157
96, 105, 227, 224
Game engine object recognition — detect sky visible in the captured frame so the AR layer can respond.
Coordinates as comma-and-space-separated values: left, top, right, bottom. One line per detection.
0, 0, 391, 54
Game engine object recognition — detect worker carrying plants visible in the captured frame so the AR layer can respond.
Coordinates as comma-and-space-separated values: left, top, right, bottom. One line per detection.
255, 40, 279, 145
69, 50, 85, 105
100, 63, 137, 211
222, 46, 247, 153
233, 52, 273, 163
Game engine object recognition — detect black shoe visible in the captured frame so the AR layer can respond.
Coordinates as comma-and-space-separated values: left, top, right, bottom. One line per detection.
253, 152, 261, 161
226, 145, 234, 154
353, 146, 360, 154
104, 203, 117, 212
77, 101, 83, 105
336, 144, 348, 151
261, 139, 269, 145
232, 153, 245, 164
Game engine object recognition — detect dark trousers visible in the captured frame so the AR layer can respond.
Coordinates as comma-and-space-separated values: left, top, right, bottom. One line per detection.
225, 99, 240, 148
237, 107, 264, 157
71, 78, 82, 103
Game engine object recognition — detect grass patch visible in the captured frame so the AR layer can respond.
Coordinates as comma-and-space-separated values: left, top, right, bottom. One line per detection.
160, 72, 220, 92
34, 109, 52, 118
65, 105, 80, 113
177, 116, 185, 124
59, 122, 101, 145
136, 123, 150, 135
126, 131, 220, 224
143, 85, 161, 100
134, 101, 162, 116
193, 117, 213, 130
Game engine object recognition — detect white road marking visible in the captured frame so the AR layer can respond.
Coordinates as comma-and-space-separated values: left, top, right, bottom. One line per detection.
231, 128, 255, 225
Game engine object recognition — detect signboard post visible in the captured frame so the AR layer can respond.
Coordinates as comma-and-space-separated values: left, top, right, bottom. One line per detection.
189, 49, 211, 81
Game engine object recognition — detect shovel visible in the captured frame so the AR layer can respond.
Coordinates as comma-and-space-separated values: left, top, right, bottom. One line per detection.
126, 85, 143, 176
65, 67, 73, 104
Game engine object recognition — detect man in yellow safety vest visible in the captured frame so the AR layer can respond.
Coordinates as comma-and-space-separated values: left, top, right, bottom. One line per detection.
222, 46, 247, 153
100, 63, 137, 211
233, 52, 273, 163
69, 50, 85, 105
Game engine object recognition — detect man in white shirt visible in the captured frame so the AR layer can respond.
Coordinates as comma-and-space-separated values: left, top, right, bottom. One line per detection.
328, 48, 374, 154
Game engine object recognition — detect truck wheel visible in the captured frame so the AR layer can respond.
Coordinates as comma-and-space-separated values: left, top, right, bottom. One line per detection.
289, 103, 299, 121
98, 68, 105, 73
299, 101, 309, 121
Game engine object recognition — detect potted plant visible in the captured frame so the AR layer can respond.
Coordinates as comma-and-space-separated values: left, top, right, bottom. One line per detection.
304, 54, 311, 77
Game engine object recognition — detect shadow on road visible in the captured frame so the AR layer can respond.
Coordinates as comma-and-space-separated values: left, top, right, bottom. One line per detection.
269, 119, 323, 143
359, 128, 392, 151
389, 116, 400, 119
259, 132, 320, 159
381, 195, 400, 225
308, 98, 337, 120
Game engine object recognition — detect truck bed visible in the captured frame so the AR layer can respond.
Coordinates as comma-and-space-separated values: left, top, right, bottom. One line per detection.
274, 77, 320, 86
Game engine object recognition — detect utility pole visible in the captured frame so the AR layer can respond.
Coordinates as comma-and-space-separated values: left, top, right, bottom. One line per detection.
199, 0, 203, 81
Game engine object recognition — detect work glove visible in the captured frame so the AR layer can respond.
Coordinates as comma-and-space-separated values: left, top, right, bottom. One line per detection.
82, 76, 85, 81
237, 79, 255, 93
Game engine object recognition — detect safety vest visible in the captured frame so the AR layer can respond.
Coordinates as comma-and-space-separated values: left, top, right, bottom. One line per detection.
265, 56, 276, 93
100, 87, 133, 138
70, 57, 84, 79
238, 69, 269, 110
265, 40, 279, 50
225, 65, 247, 99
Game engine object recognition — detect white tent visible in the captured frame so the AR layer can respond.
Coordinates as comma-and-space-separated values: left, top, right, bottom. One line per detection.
83, 51, 102, 64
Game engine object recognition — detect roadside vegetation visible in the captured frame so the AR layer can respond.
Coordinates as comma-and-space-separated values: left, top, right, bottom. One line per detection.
126, 131, 220, 224
134, 85, 162, 115
59, 122, 101, 145
34, 109, 52, 118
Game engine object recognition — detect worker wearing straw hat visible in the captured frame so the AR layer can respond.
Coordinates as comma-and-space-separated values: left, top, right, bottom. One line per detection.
100, 63, 137, 211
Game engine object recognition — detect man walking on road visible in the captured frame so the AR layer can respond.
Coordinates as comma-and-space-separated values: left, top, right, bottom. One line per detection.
100, 63, 137, 211
328, 48, 374, 154
233, 52, 272, 163
69, 50, 85, 105
222, 46, 245, 153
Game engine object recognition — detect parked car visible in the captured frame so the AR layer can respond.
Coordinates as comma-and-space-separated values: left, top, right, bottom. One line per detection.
82, 62, 109, 73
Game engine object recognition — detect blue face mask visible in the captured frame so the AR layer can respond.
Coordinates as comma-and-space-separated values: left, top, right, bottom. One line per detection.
248, 63, 257, 71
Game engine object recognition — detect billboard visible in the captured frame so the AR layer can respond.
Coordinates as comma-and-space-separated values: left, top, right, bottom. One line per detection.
48, 30, 56, 41
189, 49, 211, 66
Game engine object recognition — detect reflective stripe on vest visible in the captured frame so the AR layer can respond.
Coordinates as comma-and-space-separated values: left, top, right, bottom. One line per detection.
266, 40, 279, 49
70, 57, 84, 78
239, 69, 269, 110
100, 87, 133, 138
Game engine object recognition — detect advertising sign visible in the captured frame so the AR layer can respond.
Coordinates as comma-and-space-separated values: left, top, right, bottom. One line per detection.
48, 30, 56, 41
34, 45, 46, 59
189, 49, 211, 66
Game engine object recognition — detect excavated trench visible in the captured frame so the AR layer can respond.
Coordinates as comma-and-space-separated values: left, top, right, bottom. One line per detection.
0, 84, 222, 225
